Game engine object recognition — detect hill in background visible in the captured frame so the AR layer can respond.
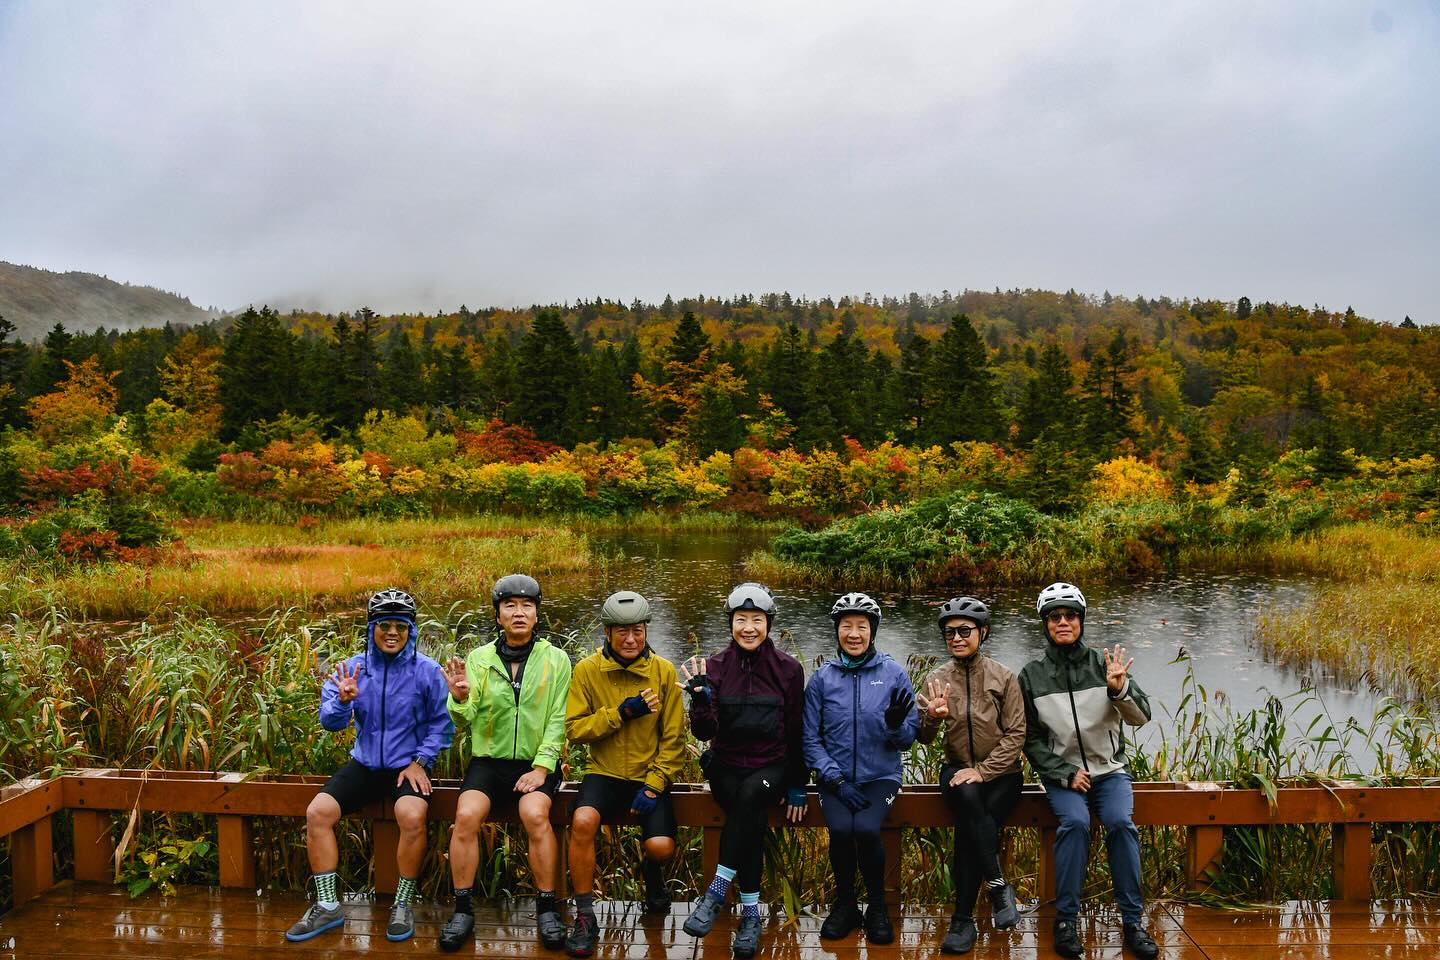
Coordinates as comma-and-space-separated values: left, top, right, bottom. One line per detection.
0, 261, 211, 341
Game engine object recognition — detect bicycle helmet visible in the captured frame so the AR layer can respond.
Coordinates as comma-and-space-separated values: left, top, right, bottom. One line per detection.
830, 592, 882, 634
1036, 582, 1087, 618
600, 590, 652, 627
492, 573, 542, 610
938, 596, 990, 632
368, 587, 417, 622
726, 582, 777, 620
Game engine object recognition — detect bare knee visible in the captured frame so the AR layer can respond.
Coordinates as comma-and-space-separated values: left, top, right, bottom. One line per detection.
395, 800, 428, 836
520, 798, 553, 835
571, 808, 601, 840
644, 837, 675, 862
307, 795, 340, 830
454, 796, 488, 837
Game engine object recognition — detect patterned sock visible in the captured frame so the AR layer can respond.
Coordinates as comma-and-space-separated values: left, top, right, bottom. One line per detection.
454, 887, 473, 915
537, 890, 557, 915
395, 875, 417, 906
706, 865, 737, 901
314, 871, 339, 909
986, 877, 1007, 890
575, 892, 595, 915
739, 890, 761, 920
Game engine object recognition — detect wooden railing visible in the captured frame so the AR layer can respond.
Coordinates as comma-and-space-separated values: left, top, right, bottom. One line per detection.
4, 770, 1437, 909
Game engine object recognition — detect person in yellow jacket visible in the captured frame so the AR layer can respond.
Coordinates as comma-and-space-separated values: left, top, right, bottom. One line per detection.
439, 574, 572, 953
562, 590, 685, 959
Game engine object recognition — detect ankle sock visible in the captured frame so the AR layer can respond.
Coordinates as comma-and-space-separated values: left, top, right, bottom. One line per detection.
739, 890, 760, 920
706, 864, 737, 901
537, 890, 557, 915
986, 877, 1007, 890
314, 871, 339, 910
575, 892, 595, 915
395, 875, 417, 906
454, 886, 473, 915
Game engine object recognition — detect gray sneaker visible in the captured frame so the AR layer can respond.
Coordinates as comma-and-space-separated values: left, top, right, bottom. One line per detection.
285, 902, 345, 942
682, 893, 725, 937
386, 902, 415, 942
731, 912, 763, 959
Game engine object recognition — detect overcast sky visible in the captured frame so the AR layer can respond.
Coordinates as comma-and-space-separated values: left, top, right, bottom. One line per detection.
1, 2, 1436, 321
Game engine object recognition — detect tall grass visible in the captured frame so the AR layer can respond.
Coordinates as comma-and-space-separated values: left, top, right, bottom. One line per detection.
6, 610, 1440, 907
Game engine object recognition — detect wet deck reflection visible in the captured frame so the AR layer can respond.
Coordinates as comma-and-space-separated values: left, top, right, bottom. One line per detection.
5, 883, 1440, 958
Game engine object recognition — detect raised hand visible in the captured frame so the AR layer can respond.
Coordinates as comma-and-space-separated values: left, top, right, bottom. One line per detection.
1103, 643, 1134, 693
916, 678, 951, 720
444, 655, 470, 702
332, 660, 360, 703
884, 686, 915, 729
676, 656, 712, 701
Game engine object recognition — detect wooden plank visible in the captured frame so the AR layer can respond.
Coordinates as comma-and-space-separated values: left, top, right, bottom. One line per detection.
1333, 822, 1373, 901
1037, 826, 1057, 904
217, 815, 255, 889
0, 779, 60, 837
71, 809, 115, 884
1186, 825, 1224, 891
10, 814, 55, 906
372, 820, 399, 894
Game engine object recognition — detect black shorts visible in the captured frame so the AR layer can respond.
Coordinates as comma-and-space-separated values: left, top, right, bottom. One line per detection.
320, 758, 429, 816
574, 773, 677, 840
460, 757, 561, 812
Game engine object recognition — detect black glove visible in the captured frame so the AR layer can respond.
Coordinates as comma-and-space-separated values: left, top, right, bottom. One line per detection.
619, 694, 653, 721
884, 687, 915, 729
682, 674, 713, 702
836, 782, 871, 812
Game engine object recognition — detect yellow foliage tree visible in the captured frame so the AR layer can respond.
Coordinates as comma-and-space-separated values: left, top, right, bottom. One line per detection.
1090, 455, 1172, 502
26, 357, 119, 444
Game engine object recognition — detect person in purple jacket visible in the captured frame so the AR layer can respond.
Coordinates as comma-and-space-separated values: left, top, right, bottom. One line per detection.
285, 588, 454, 945
677, 583, 808, 959
804, 592, 919, 946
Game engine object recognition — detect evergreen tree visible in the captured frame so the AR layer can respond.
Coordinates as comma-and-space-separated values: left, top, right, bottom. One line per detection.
576, 345, 630, 444
1018, 344, 1075, 446
765, 323, 810, 427
0, 314, 28, 426
516, 308, 578, 444
926, 314, 1003, 444
219, 306, 297, 441
348, 307, 383, 422
1078, 330, 1137, 454
476, 332, 518, 419
667, 310, 711, 367
894, 333, 934, 444
1179, 412, 1226, 484
383, 327, 424, 411
25, 323, 74, 399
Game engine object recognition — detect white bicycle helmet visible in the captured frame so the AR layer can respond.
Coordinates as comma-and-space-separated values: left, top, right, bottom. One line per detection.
1036, 582, 1087, 618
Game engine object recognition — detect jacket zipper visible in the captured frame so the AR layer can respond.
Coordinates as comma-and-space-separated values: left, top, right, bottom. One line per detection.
964, 660, 975, 767
379, 656, 390, 766
1063, 660, 1090, 772
850, 669, 859, 782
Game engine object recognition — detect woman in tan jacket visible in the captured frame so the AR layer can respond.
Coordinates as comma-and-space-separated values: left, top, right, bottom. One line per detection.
916, 597, 1025, 955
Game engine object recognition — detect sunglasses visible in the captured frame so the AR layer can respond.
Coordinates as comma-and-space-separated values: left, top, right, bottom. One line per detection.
943, 625, 978, 639
1045, 610, 1081, 624
373, 619, 409, 634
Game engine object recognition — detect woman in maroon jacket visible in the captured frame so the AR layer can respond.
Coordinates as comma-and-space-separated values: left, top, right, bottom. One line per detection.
677, 582, 808, 959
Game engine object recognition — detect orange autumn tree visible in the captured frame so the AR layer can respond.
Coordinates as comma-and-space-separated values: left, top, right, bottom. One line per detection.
26, 357, 119, 444
145, 333, 223, 458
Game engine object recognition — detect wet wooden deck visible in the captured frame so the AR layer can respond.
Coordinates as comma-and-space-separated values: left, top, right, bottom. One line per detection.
5, 884, 1440, 959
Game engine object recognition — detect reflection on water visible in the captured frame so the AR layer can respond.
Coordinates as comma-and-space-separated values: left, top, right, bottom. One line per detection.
540, 530, 1382, 746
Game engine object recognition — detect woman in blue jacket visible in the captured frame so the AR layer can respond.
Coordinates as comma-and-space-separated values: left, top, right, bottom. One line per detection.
285, 588, 454, 945
803, 592, 919, 945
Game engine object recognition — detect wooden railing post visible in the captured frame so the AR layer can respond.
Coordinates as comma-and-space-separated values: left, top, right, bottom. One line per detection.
373, 819, 400, 894
217, 815, 255, 888
882, 827, 903, 899
1037, 826, 1058, 904
72, 809, 116, 883
11, 814, 55, 906
1186, 825, 1223, 892
1333, 823, 1372, 901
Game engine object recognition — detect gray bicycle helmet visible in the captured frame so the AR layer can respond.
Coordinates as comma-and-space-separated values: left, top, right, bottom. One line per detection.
492, 573, 542, 610
368, 587, 417, 622
938, 596, 990, 630
726, 582, 777, 619
601, 590, 652, 627
830, 592, 882, 637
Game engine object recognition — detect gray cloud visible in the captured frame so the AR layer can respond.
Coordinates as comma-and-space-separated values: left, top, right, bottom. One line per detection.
1, 1, 1436, 320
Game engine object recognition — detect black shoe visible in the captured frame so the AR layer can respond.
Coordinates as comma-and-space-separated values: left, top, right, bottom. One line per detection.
988, 883, 1019, 929
941, 915, 977, 954
642, 860, 670, 914
439, 910, 474, 952
538, 909, 566, 951
1053, 918, 1084, 959
683, 893, 725, 937
565, 911, 598, 958
731, 912, 763, 958
1123, 923, 1158, 959
819, 900, 863, 940
864, 903, 894, 945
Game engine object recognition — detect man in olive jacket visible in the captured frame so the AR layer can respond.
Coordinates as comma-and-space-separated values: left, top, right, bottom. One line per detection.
1018, 583, 1158, 960
562, 590, 685, 958
439, 574, 571, 952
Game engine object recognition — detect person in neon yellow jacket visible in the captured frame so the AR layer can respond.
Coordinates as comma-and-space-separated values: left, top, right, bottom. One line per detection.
439, 574, 572, 953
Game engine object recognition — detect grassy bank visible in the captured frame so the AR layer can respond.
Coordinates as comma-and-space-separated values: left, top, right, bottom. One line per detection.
0, 516, 592, 619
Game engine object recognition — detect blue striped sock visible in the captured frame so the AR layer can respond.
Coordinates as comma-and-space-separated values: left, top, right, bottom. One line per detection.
706, 865, 736, 901
739, 891, 760, 920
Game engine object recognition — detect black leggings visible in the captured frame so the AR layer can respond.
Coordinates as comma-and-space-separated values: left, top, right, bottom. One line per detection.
707, 761, 785, 892
819, 779, 899, 905
941, 767, 1023, 919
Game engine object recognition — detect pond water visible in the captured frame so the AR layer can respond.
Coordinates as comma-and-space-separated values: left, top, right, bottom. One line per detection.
540, 529, 1384, 754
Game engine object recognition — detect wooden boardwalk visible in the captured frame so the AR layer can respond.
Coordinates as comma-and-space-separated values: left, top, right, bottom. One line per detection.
5, 884, 1440, 959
